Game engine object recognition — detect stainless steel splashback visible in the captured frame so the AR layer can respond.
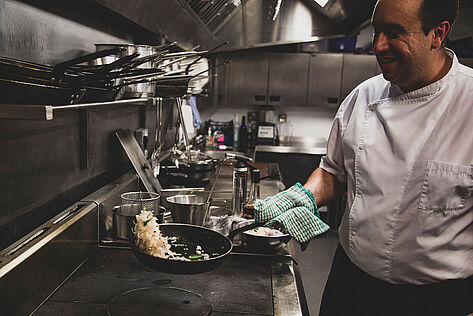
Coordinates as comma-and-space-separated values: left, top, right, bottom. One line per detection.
0, 172, 139, 316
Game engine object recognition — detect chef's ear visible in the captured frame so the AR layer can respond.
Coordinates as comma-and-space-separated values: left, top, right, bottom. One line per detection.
431, 21, 450, 49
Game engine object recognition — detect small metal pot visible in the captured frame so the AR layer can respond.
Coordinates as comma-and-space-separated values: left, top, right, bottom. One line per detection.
166, 194, 211, 226
112, 204, 137, 240
112, 204, 165, 240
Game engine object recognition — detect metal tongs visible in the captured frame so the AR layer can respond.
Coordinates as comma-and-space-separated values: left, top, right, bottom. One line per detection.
175, 97, 192, 161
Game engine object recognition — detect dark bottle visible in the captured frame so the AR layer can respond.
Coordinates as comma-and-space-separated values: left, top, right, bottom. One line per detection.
232, 159, 248, 217
243, 169, 261, 219
238, 115, 248, 152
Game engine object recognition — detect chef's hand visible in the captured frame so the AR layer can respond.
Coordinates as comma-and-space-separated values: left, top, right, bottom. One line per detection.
254, 182, 318, 223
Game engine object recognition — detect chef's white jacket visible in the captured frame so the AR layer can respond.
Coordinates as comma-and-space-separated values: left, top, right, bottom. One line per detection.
320, 49, 473, 284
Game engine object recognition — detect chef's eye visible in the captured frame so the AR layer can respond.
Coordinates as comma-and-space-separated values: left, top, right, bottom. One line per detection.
387, 31, 401, 38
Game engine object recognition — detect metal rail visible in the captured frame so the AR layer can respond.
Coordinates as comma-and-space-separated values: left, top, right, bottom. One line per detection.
0, 97, 154, 120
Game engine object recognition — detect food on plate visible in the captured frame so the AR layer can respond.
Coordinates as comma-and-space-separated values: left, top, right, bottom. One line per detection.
245, 226, 286, 237
134, 209, 209, 261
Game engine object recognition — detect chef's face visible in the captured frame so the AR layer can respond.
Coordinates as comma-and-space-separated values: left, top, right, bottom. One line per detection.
371, 0, 433, 91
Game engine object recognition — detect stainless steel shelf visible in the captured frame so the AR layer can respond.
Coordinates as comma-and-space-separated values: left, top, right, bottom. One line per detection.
0, 98, 154, 120
255, 144, 326, 155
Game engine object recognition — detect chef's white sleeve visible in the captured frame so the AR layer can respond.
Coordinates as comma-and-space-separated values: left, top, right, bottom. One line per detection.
319, 90, 359, 184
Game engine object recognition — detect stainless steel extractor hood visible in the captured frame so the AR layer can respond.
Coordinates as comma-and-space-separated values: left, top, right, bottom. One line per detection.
93, 0, 377, 51
192, 0, 377, 50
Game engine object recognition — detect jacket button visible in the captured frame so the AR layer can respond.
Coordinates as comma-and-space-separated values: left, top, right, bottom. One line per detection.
359, 145, 364, 150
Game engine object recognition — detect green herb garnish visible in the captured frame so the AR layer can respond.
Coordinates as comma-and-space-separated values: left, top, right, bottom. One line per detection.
189, 254, 203, 260
143, 217, 153, 226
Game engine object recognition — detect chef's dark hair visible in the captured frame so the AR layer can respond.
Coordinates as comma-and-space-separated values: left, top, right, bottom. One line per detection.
419, 0, 459, 35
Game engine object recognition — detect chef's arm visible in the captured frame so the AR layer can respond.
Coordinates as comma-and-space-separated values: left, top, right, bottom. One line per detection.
303, 168, 346, 207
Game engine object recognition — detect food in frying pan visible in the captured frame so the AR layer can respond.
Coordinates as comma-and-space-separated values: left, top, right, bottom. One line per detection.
134, 209, 210, 261
245, 226, 286, 237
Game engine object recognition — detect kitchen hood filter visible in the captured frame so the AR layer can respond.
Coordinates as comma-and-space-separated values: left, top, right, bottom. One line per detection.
185, 0, 241, 32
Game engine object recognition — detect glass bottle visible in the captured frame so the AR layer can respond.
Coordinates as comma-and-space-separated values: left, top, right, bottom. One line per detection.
243, 169, 260, 219
238, 115, 248, 152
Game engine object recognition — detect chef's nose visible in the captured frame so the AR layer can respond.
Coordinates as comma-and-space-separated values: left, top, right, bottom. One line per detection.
373, 32, 389, 53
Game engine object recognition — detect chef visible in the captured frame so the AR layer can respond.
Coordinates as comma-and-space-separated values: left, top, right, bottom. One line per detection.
254, 0, 473, 314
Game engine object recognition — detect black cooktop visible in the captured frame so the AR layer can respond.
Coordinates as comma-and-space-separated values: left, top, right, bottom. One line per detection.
34, 247, 274, 315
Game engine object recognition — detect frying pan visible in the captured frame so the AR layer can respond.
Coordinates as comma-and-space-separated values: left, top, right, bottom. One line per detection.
131, 223, 232, 274
0, 47, 126, 84
0, 71, 86, 105
0, 49, 139, 104
159, 166, 215, 187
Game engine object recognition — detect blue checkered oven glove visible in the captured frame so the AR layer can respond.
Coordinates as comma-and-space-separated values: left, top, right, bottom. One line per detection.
254, 182, 330, 245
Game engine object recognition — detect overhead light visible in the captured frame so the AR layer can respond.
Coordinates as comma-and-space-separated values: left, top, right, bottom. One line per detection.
314, 0, 329, 7
272, 0, 283, 21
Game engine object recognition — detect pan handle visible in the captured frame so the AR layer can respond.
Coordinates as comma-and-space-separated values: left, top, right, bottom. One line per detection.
187, 61, 229, 80
96, 52, 140, 74
227, 222, 260, 241
185, 41, 228, 75
52, 47, 126, 78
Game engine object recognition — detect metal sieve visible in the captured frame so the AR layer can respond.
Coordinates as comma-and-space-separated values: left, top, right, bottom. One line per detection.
120, 191, 161, 216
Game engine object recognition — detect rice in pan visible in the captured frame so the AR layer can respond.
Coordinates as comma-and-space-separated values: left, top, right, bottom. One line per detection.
134, 209, 209, 261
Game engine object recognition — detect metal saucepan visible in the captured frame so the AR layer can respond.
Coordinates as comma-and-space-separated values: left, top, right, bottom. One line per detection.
112, 204, 166, 240
94, 43, 175, 98
94, 43, 175, 68
131, 223, 232, 274
228, 222, 292, 252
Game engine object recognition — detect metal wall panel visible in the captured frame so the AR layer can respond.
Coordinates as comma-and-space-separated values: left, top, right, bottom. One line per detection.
308, 53, 343, 108
226, 53, 270, 106
340, 54, 378, 100
213, 55, 231, 106
268, 53, 309, 107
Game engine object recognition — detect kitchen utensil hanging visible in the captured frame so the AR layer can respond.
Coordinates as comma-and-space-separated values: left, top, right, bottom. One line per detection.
151, 97, 163, 177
